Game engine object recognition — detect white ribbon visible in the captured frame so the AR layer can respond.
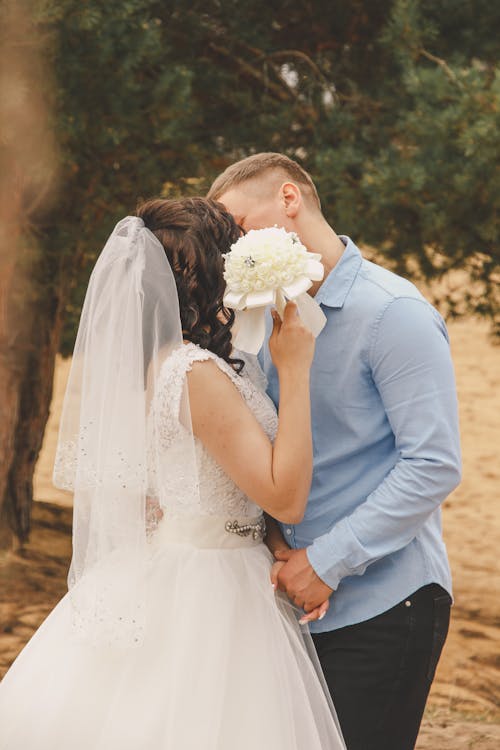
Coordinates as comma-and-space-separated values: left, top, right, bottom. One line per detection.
225, 257, 327, 355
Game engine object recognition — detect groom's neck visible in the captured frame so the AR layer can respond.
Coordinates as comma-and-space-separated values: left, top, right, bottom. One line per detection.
297, 215, 346, 297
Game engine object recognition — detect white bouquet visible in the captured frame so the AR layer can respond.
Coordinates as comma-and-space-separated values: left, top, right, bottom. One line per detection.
223, 226, 327, 355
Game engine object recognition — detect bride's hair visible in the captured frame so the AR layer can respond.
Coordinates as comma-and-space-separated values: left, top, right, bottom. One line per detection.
136, 197, 244, 372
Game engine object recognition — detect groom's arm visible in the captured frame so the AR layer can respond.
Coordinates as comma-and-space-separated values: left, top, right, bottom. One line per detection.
264, 514, 290, 555
306, 296, 461, 591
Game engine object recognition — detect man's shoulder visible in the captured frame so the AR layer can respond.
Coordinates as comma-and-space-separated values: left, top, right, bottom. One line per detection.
348, 256, 448, 346
356, 257, 426, 308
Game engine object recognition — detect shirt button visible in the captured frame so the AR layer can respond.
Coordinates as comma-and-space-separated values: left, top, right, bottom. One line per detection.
405, 600, 412, 607
285, 528, 292, 536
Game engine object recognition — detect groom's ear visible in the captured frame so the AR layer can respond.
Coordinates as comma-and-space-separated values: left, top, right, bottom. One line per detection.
280, 182, 302, 218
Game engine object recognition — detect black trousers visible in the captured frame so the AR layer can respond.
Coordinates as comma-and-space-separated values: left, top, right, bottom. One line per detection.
312, 584, 451, 750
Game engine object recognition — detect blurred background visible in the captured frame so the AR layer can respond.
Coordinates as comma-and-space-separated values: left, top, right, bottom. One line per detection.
0, 1, 499, 747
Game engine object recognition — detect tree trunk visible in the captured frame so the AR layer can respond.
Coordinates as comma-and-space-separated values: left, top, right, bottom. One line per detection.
2, 275, 65, 548
0, 260, 23, 550
0, 2, 59, 550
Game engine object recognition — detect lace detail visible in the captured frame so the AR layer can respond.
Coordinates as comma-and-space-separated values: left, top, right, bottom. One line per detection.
149, 344, 212, 451
148, 342, 278, 520
53, 433, 146, 494
53, 439, 79, 491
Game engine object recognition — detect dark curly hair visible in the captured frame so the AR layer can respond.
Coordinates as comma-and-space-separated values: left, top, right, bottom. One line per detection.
136, 197, 244, 372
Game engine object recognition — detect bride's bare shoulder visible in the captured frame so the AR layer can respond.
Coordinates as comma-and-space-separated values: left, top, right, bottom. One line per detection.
187, 355, 239, 398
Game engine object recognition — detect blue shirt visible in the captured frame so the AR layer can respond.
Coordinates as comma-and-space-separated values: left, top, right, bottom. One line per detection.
260, 237, 461, 633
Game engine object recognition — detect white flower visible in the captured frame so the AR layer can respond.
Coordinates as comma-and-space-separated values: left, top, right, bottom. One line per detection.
223, 226, 324, 309
222, 226, 326, 355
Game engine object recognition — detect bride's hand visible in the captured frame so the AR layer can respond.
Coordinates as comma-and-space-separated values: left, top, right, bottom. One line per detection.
298, 598, 329, 625
269, 301, 315, 374
271, 561, 330, 624
270, 560, 286, 589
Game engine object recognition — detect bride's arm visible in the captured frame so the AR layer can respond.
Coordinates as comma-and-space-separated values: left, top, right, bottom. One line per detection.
187, 302, 314, 525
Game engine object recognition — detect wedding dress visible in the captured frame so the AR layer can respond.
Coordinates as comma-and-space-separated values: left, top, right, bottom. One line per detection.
0, 341, 345, 750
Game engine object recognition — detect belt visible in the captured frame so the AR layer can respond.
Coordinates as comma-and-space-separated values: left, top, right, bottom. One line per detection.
152, 513, 266, 550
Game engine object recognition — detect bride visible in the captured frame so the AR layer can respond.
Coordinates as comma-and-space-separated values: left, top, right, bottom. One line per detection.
0, 197, 345, 749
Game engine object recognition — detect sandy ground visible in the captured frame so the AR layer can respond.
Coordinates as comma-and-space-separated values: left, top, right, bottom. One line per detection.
1, 317, 499, 748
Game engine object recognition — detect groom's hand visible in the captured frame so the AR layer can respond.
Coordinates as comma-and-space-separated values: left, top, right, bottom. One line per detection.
274, 548, 333, 613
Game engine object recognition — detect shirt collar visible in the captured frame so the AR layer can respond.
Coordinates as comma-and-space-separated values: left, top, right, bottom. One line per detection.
314, 236, 362, 309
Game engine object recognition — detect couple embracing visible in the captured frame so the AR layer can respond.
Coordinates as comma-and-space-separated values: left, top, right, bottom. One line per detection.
0, 153, 461, 750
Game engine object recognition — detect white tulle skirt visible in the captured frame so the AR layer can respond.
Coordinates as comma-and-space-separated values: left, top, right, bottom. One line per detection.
0, 515, 345, 750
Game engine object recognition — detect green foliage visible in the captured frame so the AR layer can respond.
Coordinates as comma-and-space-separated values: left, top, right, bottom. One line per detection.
313, 1, 499, 327
36, 0, 499, 349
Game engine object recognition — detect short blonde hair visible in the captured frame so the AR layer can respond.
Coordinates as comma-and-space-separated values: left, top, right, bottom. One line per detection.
207, 152, 321, 210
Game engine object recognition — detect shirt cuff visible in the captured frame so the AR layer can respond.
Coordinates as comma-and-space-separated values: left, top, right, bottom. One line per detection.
306, 534, 350, 591
307, 514, 375, 590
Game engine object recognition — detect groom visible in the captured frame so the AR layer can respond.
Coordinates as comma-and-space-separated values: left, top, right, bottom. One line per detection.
208, 153, 461, 750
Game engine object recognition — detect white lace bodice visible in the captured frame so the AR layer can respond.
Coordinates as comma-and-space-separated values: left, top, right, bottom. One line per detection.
148, 343, 278, 521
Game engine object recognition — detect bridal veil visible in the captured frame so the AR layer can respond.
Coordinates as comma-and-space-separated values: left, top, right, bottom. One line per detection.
53, 216, 200, 646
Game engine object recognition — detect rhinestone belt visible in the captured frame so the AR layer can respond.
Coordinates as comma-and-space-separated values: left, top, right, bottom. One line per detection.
225, 516, 266, 542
